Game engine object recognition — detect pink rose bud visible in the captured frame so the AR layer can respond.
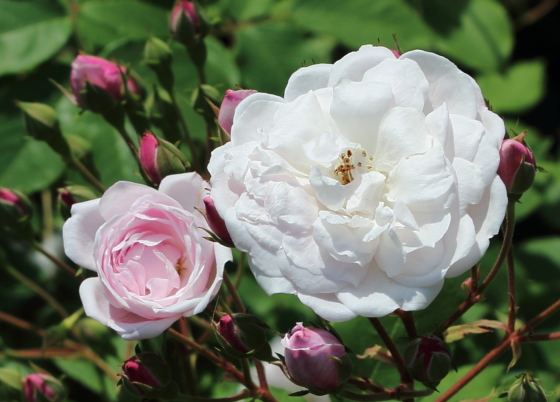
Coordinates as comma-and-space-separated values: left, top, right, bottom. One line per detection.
203, 196, 233, 246
139, 133, 189, 185
171, 0, 200, 44
403, 334, 453, 390
121, 352, 173, 398
498, 131, 536, 197
24, 373, 63, 402
218, 89, 257, 136
282, 323, 352, 395
70, 55, 139, 110
215, 313, 270, 359
0, 188, 27, 216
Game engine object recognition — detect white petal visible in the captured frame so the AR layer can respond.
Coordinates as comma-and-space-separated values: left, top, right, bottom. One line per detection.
426, 103, 453, 154
401, 50, 478, 118
453, 158, 485, 214
285, 63, 332, 102
231, 94, 284, 145
362, 58, 429, 111
328, 45, 395, 87
374, 107, 432, 172
297, 292, 357, 322
330, 79, 394, 152
63, 199, 103, 271
159, 172, 208, 213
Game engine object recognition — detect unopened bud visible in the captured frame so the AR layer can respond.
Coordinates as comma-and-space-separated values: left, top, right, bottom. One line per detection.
139, 133, 189, 185
23, 373, 64, 402
58, 186, 97, 220
215, 313, 270, 359
507, 372, 547, 402
203, 196, 233, 246
0, 188, 31, 231
144, 37, 174, 91
170, 1, 208, 46
121, 352, 177, 399
17, 102, 71, 159
282, 323, 352, 395
498, 131, 536, 198
218, 89, 257, 136
404, 334, 453, 390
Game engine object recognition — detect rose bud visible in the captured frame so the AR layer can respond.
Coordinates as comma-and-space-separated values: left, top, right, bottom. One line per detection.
58, 186, 97, 220
0, 188, 31, 230
215, 313, 271, 359
70, 55, 139, 113
403, 334, 453, 390
144, 36, 174, 91
138, 133, 189, 185
218, 89, 258, 136
498, 131, 536, 198
203, 196, 234, 246
507, 372, 547, 402
121, 352, 178, 399
17, 102, 72, 159
170, 0, 207, 47
23, 373, 64, 402
281, 323, 352, 395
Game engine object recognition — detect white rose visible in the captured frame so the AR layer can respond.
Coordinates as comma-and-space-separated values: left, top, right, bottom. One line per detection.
208, 45, 507, 321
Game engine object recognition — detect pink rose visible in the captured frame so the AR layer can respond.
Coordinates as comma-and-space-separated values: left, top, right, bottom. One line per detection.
70, 55, 139, 107
62, 173, 231, 340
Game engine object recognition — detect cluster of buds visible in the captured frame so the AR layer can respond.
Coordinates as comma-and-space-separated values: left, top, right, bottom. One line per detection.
498, 131, 537, 200
403, 334, 454, 390
279, 323, 352, 396
23, 373, 65, 402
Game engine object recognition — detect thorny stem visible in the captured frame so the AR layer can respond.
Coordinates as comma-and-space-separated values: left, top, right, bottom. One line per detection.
439, 200, 516, 332
224, 271, 245, 313
515, 332, 560, 343
32, 241, 80, 279
71, 156, 106, 193
434, 298, 560, 402
5, 264, 68, 318
507, 247, 517, 333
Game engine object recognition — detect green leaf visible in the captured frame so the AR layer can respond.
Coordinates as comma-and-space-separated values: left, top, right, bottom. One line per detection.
54, 358, 118, 400
220, 0, 274, 21
77, 0, 170, 51
0, 1, 71, 76
269, 386, 307, 402
477, 60, 546, 113
0, 367, 22, 390
433, 0, 513, 72
292, 0, 433, 51
235, 22, 334, 95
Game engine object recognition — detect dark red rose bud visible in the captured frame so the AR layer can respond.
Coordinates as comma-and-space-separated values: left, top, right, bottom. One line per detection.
215, 313, 270, 360
404, 334, 453, 390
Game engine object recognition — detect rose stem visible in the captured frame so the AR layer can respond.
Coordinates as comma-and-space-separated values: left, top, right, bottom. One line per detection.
168, 328, 245, 383
178, 318, 198, 396
169, 90, 200, 173
224, 271, 245, 313
507, 247, 517, 333
71, 156, 106, 193
439, 200, 516, 332
41, 189, 53, 238
515, 332, 560, 342
338, 387, 434, 401
5, 263, 68, 318
32, 240, 80, 279
368, 318, 409, 380
394, 310, 418, 339
240, 358, 256, 391
254, 360, 269, 389
434, 298, 560, 402
0, 310, 45, 335
234, 252, 245, 288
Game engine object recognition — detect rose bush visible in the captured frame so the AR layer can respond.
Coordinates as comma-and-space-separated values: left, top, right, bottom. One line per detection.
63, 173, 231, 340
208, 45, 508, 321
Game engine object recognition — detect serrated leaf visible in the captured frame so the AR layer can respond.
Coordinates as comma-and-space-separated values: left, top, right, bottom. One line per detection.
444, 320, 507, 343
477, 60, 545, 114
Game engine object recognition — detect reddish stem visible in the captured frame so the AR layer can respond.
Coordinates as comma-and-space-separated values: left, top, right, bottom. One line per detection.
507, 247, 517, 333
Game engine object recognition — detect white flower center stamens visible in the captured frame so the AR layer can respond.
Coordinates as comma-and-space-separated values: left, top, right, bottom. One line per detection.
333, 147, 374, 185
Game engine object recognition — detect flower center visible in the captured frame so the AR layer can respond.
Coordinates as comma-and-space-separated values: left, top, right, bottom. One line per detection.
333, 147, 374, 185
